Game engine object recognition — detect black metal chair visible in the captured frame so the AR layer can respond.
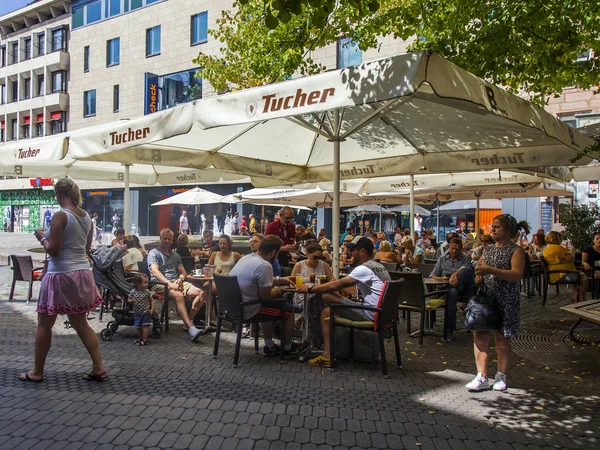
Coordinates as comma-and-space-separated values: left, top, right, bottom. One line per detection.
328, 279, 404, 377
405, 262, 436, 275
522, 253, 542, 298
540, 256, 581, 306
138, 261, 170, 333
396, 272, 448, 345
212, 274, 286, 366
378, 260, 399, 272
9, 255, 44, 302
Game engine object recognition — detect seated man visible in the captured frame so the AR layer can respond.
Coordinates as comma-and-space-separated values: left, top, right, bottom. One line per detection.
430, 238, 475, 340
199, 230, 220, 258
230, 235, 298, 356
434, 232, 459, 259
148, 228, 205, 341
299, 236, 391, 367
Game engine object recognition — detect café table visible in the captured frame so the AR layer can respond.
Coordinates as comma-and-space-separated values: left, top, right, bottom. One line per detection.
280, 283, 318, 362
185, 275, 215, 334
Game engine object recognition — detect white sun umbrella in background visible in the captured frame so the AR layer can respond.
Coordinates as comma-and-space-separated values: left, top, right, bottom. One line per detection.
151, 187, 227, 206
388, 204, 431, 216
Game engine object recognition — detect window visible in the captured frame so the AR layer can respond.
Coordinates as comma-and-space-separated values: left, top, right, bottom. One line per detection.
22, 78, 31, 100
9, 41, 18, 64
109, 0, 121, 16
72, 6, 84, 28
146, 68, 202, 113
131, 0, 143, 10
146, 26, 161, 57
113, 84, 119, 112
22, 123, 30, 138
87, 0, 102, 24
0, 84, 5, 104
22, 37, 32, 61
0, 45, 5, 67
337, 37, 362, 68
36, 32, 45, 56
106, 38, 120, 66
10, 81, 18, 102
51, 27, 67, 52
11, 119, 17, 140
191, 12, 208, 45
50, 112, 66, 134
37, 75, 45, 97
51, 71, 67, 93
84, 46, 90, 72
36, 122, 44, 137
84, 89, 96, 117
0, 128, 4, 142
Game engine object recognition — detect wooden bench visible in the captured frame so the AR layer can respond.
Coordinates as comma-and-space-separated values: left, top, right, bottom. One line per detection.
560, 299, 600, 343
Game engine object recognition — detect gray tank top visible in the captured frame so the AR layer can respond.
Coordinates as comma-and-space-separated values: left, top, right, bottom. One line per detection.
45, 209, 91, 274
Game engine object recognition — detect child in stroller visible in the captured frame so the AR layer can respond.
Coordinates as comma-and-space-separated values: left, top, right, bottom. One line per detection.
129, 273, 154, 346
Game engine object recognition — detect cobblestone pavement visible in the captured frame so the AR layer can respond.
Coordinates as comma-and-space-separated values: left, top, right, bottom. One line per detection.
0, 232, 599, 449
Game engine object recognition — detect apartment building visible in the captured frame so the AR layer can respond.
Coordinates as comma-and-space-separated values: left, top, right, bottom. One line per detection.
0, 0, 70, 143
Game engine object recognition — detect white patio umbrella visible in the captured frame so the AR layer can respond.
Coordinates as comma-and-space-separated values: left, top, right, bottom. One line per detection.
388, 204, 431, 216
151, 187, 227, 206
67, 51, 597, 275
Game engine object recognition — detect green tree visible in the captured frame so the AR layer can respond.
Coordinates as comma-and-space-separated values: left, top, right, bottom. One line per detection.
194, 0, 598, 103
560, 203, 600, 251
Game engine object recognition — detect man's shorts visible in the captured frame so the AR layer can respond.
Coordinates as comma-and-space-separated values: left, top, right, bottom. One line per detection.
151, 281, 195, 295
338, 297, 372, 322
251, 300, 294, 322
133, 312, 152, 328
558, 272, 585, 283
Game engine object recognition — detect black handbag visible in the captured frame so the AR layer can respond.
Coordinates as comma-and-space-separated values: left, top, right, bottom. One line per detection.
464, 285, 502, 332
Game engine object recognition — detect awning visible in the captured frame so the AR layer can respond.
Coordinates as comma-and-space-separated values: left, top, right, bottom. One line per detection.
48, 111, 62, 121
22, 117, 30, 125
36, 114, 44, 123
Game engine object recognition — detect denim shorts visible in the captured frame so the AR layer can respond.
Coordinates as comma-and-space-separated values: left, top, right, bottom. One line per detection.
558, 273, 584, 283
134, 313, 152, 328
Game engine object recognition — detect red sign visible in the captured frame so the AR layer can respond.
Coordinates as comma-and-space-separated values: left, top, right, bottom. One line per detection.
29, 178, 53, 187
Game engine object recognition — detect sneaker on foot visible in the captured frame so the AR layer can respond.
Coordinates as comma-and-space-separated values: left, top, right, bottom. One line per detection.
183, 324, 189, 331
465, 373, 490, 391
263, 343, 281, 357
190, 327, 203, 342
492, 372, 507, 391
285, 342, 301, 357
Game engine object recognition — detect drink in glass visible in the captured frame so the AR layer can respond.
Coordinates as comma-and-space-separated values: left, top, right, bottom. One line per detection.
319, 275, 327, 285
309, 273, 316, 284
295, 275, 304, 287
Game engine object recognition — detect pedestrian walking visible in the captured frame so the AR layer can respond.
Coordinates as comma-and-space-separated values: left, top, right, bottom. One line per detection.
20, 178, 106, 383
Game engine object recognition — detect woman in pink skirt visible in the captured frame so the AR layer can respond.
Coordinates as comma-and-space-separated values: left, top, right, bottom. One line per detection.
19, 178, 106, 383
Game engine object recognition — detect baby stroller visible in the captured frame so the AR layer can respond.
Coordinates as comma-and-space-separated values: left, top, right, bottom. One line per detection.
90, 246, 162, 341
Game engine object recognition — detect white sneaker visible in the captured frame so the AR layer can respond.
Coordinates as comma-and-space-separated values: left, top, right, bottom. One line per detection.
183, 324, 189, 331
492, 372, 507, 391
190, 327, 203, 342
465, 373, 490, 391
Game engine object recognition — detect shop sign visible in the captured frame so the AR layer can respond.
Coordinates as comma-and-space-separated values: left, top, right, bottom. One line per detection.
144, 72, 159, 115
29, 178, 54, 187
168, 187, 190, 195
589, 181, 598, 199
86, 190, 112, 197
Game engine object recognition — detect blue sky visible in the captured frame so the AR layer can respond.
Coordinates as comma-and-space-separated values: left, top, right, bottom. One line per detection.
0, 0, 31, 17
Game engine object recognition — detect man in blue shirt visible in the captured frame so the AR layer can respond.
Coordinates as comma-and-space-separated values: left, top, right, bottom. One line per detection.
430, 238, 474, 340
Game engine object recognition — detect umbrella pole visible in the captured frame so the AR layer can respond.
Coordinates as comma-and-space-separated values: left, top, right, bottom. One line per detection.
379, 205, 382, 233
475, 191, 481, 235
436, 195, 441, 243
332, 109, 341, 278
409, 174, 415, 241
123, 163, 130, 234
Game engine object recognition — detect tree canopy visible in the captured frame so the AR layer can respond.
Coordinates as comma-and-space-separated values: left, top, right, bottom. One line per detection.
194, 0, 599, 103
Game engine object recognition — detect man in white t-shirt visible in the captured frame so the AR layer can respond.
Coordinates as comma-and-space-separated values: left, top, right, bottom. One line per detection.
179, 210, 189, 235
298, 236, 391, 367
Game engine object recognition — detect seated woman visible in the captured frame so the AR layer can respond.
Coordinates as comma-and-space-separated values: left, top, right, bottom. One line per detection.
175, 233, 192, 257
528, 233, 546, 260
238, 225, 250, 236
374, 240, 400, 264
111, 227, 125, 247
291, 242, 334, 347
122, 235, 144, 271
582, 232, 600, 279
132, 234, 147, 258
207, 235, 243, 275
471, 234, 494, 262
319, 238, 332, 262
401, 236, 424, 264
543, 231, 588, 303
340, 235, 355, 266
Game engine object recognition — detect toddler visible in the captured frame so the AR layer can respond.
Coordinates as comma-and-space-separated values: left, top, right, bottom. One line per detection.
128, 273, 154, 346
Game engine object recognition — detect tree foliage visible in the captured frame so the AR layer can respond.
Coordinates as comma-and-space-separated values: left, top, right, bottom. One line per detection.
559, 203, 600, 251
194, 0, 599, 103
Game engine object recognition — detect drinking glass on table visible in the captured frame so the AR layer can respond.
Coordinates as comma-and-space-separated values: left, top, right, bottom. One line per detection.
309, 272, 316, 284
295, 275, 304, 287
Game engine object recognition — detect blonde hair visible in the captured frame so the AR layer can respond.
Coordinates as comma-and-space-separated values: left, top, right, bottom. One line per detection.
319, 238, 330, 250
54, 178, 82, 207
159, 228, 174, 238
379, 240, 392, 252
545, 231, 562, 245
177, 233, 188, 247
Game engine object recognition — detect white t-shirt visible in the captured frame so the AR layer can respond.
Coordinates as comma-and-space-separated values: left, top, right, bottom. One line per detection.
180, 215, 189, 232
229, 253, 273, 320
347, 264, 387, 320
122, 247, 144, 271
414, 216, 422, 232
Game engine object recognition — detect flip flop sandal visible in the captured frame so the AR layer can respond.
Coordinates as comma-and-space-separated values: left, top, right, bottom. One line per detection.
19, 371, 43, 383
82, 371, 108, 381
309, 355, 331, 367
134, 339, 142, 344
136, 340, 149, 346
